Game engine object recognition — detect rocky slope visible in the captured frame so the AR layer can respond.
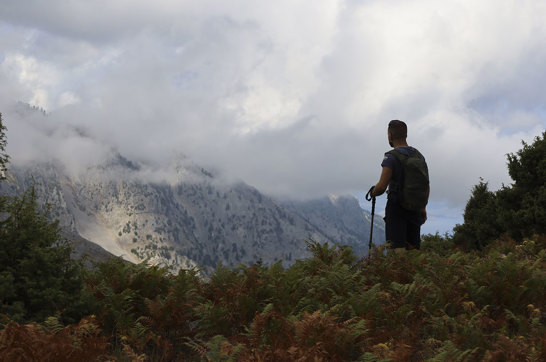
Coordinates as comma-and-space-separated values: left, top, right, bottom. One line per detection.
1, 157, 384, 272
282, 195, 385, 256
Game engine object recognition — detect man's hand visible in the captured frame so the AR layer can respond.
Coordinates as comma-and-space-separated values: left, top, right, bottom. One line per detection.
420, 208, 427, 224
366, 186, 375, 200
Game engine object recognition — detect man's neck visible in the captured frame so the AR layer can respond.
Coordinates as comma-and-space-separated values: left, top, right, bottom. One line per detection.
392, 139, 409, 148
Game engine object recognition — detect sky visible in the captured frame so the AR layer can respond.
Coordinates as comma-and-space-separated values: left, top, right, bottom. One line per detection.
0, 0, 545, 235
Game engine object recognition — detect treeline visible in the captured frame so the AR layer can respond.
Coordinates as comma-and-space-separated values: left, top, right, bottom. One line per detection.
1, 113, 545, 360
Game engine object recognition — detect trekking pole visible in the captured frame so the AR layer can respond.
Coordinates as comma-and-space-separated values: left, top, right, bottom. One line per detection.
365, 186, 376, 257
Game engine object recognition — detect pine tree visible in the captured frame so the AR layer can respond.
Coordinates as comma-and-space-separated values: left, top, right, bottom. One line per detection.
497, 131, 546, 239
0, 115, 84, 322
454, 131, 546, 248
0, 113, 8, 181
0, 186, 84, 322
453, 180, 503, 250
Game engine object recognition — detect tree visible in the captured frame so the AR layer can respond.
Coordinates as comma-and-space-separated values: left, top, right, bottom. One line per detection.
452, 180, 503, 250
453, 131, 546, 249
0, 113, 8, 181
497, 131, 546, 240
0, 185, 84, 323
0, 112, 91, 323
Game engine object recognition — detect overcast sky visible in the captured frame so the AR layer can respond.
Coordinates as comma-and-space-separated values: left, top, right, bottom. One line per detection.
1, 0, 545, 234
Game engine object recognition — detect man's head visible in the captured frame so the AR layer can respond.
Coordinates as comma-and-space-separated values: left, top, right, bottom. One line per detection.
388, 120, 407, 147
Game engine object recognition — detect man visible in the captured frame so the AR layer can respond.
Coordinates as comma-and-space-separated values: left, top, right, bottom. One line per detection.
369, 120, 429, 250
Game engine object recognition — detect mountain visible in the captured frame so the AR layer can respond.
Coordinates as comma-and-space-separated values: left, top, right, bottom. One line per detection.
0, 156, 384, 272
64, 230, 119, 267
282, 195, 385, 256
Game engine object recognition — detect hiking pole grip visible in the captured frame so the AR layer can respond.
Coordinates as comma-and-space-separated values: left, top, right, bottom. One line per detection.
366, 186, 376, 256
369, 196, 375, 255
365, 186, 374, 201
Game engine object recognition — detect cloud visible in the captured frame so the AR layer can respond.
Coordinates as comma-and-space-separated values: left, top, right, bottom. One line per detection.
0, 0, 545, 222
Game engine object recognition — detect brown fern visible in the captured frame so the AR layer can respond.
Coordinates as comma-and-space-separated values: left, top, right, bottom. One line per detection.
0, 316, 110, 361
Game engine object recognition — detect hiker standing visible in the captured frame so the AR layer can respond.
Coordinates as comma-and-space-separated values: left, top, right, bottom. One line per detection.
368, 120, 429, 250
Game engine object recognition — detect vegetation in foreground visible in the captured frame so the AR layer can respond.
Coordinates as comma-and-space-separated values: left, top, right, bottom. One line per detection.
0, 236, 545, 361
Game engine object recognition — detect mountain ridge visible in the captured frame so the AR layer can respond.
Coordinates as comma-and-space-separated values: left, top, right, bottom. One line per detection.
0, 158, 385, 272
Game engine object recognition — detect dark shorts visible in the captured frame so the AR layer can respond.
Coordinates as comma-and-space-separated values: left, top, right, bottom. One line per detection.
384, 199, 423, 250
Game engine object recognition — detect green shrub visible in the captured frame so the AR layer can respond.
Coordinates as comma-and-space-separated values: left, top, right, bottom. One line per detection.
454, 131, 546, 249
453, 181, 503, 250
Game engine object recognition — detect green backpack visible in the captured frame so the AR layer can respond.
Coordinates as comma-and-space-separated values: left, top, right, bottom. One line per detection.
387, 148, 430, 211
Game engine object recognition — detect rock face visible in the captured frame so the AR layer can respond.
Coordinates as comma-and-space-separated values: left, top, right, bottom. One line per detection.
64, 231, 119, 268
1, 158, 385, 272
282, 195, 385, 256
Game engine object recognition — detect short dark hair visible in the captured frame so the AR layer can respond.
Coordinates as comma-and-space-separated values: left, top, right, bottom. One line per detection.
388, 120, 407, 140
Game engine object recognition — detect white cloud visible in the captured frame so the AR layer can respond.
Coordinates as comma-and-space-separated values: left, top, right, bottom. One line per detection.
58, 91, 80, 107
1, 0, 545, 234
1, 53, 57, 110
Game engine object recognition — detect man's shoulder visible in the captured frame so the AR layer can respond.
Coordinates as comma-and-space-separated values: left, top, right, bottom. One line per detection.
381, 152, 397, 168
394, 146, 415, 155
390, 146, 425, 160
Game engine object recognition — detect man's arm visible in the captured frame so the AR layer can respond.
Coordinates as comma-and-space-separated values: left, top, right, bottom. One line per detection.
371, 166, 392, 197
421, 186, 430, 224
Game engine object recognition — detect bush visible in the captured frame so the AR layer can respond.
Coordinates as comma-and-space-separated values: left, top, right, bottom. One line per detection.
454, 131, 546, 249
453, 181, 503, 250
421, 232, 456, 255
1, 237, 545, 360
0, 315, 110, 361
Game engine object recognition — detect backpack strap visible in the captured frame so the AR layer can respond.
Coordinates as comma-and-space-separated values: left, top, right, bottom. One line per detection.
386, 149, 406, 199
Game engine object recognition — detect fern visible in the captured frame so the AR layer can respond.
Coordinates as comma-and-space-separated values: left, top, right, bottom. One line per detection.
2, 234, 545, 360
0, 316, 110, 361
428, 340, 480, 361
